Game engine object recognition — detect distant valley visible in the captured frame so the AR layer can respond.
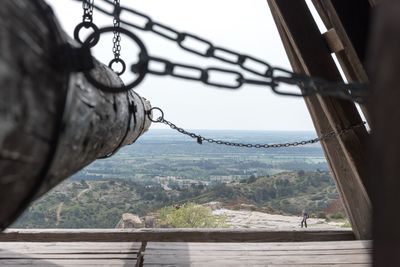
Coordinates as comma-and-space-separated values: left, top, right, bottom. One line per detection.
13, 130, 347, 229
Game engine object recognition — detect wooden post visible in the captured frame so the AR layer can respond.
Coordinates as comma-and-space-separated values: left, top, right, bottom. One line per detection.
0, 0, 151, 229
267, 0, 372, 239
368, 0, 400, 264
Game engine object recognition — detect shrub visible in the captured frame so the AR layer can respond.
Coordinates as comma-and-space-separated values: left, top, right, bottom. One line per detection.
158, 203, 228, 228
329, 212, 346, 220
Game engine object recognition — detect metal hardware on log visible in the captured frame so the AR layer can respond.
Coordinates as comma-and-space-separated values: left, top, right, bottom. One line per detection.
0, 0, 152, 230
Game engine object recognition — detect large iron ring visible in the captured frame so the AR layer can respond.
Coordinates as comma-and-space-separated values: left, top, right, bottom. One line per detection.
83, 26, 148, 93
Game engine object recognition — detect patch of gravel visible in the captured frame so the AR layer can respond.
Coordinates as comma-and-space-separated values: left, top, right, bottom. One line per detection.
212, 209, 348, 230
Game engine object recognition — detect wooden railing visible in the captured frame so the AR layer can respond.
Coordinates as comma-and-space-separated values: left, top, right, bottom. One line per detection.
0, 229, 355, 243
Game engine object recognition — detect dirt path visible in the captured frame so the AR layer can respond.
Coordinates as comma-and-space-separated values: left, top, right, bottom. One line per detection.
76, 182, 93, 200
54, 182, 93, 226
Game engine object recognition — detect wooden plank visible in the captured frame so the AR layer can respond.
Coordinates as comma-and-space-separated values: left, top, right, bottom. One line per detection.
145, 265, 370, 267
0, 259, 137, 266
143, 254, 371, 265
267, 0, 371, 240
0, 253, 138, 259
143, 249, 371, 256
0, 229, 355, 243
368, 0, 400, 265
0, 242, 141, 254
145, 240, 372, 250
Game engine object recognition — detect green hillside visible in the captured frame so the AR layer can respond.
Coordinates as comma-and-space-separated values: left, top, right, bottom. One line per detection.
13, 171, 345, 228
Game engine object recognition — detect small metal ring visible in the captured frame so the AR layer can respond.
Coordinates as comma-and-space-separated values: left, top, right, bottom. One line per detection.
83, 26, 149, 93
74, 22, 100, 48
109, 58, 126, 76
147, 107, 164, 123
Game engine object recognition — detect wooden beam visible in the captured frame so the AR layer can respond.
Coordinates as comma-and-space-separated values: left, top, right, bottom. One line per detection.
0, 0, 151, 229
267, 0, 372, 239
311, 0, 371, 123
368, 0, 400, 264
0, 229, 356, 243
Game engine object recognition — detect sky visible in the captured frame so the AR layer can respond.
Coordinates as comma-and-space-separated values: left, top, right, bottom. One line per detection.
46, 0, 317, 131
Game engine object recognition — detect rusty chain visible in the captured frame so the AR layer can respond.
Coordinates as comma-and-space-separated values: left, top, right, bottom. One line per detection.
147, 107, 367, 148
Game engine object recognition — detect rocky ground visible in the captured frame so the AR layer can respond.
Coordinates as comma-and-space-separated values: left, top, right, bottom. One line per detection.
212, 208, 349, 230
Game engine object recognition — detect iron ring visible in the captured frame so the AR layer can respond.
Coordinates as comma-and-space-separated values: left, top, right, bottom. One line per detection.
83, 26, 148, 93
74, 22, 100, 48
109, 58, 126, 76
147, 107, 164, 123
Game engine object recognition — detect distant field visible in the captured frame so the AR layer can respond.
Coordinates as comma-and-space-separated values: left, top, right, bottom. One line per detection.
12, 130, 343, 229
72, 129, 329, 181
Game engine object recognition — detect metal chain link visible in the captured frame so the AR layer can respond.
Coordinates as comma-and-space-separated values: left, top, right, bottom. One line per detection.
147, 107, 366, 148
80, 0, 368, 102
82, 0, 94, 23
112, 0, 121, 60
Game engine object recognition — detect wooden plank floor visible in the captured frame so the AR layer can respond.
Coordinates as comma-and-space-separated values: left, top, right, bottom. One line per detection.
0, 240, 372, 266
0, 242, 142, 266
143, 241, 372, 266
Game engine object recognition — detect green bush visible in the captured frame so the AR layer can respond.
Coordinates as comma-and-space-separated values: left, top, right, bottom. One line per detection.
158, 203, 228, 228
329, 212, 346, 220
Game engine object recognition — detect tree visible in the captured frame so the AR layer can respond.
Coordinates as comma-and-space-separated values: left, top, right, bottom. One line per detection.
247, 175, 257, 184
297, 170, 306, 177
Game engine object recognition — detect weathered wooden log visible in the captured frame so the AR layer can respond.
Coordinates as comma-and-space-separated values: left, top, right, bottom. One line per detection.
0, 0, 152, 229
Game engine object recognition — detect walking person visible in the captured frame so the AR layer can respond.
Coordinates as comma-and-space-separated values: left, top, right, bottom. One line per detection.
301, 210, 309, 228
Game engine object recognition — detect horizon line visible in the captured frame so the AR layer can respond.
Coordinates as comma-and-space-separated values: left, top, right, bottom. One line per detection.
148, 128, 316, 132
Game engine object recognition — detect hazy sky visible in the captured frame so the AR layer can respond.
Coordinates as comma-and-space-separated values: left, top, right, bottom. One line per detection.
47, 0, 317, 131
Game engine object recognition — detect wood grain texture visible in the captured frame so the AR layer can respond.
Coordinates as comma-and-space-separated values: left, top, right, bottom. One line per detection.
368, 0, 400, 264
0, 229, 355, 242
267, 0, 371, 240
0, 241, 371, 267
323, 29, 345, 53
0, 0, 151, 230
142, 241, 371, 266
311, 0, 371, 123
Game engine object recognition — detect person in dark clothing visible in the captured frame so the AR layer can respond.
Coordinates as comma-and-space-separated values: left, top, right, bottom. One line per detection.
301, 210, 309, 228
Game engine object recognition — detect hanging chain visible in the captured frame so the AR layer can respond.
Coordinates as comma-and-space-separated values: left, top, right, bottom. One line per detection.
75, 0, 368, 102
146, 107, 367, 148
82, 0, 94, 23
74, 0, 99, 47
108, 0, 126, 75
112, 0, 121, 60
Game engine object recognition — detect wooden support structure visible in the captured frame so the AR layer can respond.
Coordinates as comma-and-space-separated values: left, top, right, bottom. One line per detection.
311, 0, 372, 123
368, 0, 400, 264
0, 229, 355, 243
0, 0, 151, 229
267, 0, 372, 239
